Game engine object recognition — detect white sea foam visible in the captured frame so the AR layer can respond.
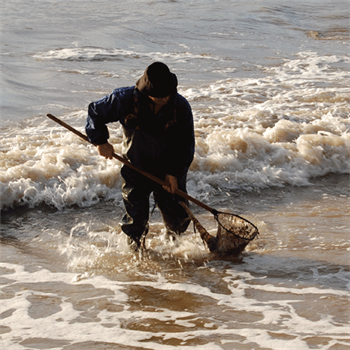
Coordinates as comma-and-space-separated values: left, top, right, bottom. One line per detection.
1, 52, 349, 209
184, 52, 350, 197
1, 258, 349, 350
33, 47, 222, 63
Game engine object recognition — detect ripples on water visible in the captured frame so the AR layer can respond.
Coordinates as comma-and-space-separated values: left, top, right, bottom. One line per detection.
2, 0, 349, 121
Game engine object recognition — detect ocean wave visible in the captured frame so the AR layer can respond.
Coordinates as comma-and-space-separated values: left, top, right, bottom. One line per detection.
2, 52, 349, 210
33, 47, 222, 62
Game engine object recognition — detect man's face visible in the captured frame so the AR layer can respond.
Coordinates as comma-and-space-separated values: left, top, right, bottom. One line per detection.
149, 95, 171, 107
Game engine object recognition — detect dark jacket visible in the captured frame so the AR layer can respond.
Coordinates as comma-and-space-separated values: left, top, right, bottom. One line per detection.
86, 87, 195, 179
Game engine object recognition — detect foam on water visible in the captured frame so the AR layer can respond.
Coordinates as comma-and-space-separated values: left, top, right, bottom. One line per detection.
33, 47, 223, 63
2, 183, 348, 349
3, 52, 348, 210
1, 250, 349, 350
1, 170, 349, 349
1, 113, 124, 209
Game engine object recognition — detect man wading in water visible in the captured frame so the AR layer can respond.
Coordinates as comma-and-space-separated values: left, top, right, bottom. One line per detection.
86, 62, 195, 251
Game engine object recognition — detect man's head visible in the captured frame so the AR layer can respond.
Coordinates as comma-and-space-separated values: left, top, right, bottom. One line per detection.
136, 62, 178, 98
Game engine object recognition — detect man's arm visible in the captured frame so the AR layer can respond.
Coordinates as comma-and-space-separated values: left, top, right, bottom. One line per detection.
86, 88, 132, 145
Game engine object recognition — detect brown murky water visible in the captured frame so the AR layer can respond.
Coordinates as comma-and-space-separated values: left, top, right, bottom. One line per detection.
1, 175, 349, 349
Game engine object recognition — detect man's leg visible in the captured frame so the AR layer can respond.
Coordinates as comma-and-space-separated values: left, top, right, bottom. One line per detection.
154, 173, 191, 236
120, 167, 152, 249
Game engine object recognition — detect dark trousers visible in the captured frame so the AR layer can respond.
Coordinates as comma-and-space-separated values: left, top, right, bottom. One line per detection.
120, 166, 191, 241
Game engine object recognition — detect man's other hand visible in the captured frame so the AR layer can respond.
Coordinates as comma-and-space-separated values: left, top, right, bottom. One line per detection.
163, 174, 178, 194
97, 142, 114, 159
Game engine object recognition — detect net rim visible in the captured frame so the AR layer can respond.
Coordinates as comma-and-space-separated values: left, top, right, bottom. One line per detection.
214, 210, 259, 242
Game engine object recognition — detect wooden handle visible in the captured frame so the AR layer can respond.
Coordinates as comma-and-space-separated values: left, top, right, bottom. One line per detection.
46, 113, 215, 214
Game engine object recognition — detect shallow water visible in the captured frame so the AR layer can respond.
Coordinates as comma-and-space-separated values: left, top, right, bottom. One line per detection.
1, 174, 349, 349
1, 0, 350, 349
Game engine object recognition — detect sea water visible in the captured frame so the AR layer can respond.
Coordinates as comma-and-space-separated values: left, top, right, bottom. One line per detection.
1, 0, 350, 349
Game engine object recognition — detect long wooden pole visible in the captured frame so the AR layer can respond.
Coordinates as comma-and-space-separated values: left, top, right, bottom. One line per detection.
46, 114, 216, 214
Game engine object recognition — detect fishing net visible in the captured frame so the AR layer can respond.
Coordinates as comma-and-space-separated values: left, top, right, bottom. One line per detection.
181, 203, 259, 256
213, 211, 259, 255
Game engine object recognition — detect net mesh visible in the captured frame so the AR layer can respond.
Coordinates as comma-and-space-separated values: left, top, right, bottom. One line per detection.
214, 212, 259, 255
179, 202, 259, 256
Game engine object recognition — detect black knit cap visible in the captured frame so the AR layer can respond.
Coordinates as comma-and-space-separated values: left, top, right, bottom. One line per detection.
136, 62, 178, 98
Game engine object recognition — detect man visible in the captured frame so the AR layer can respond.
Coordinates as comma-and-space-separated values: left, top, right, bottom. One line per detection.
86, 62, 195, 251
